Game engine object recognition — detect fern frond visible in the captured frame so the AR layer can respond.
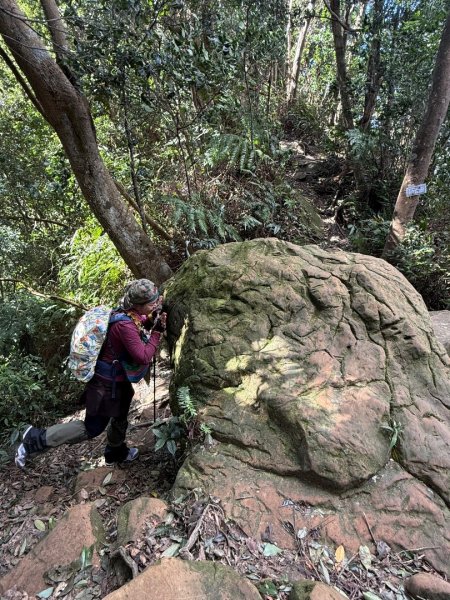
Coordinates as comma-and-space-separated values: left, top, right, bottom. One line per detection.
177, 386, 197, 422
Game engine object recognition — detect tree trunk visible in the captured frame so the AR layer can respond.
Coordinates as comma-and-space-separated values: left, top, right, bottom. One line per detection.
328, 0, 354, 130
359, 0, 382, 131
285, 0, 294, 79
383, 10, 450, 256
286, 0, 316, 105
0, 0, 172, 285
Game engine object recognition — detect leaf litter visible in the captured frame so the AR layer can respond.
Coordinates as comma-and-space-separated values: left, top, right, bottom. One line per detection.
0, 361, 445, 600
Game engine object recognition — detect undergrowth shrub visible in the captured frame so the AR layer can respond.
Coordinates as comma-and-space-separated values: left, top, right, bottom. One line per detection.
0, 294, 80, 451
350, 219, 450, 309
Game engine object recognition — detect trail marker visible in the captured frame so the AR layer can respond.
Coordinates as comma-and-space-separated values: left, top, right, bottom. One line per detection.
405, 183, 427, 197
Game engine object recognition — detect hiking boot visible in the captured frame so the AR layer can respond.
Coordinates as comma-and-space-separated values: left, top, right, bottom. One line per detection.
14, 424, 48, 469
15, 425, 33, 468
105, 445, 139, 466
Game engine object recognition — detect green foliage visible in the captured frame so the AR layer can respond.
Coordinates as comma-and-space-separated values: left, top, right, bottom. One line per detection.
203, 132, 276, 174
381, 419, 404, 452
350, 218, 450, 309
152, 417, 184, 456
0, 294, 80, 446
164, 194, 240, 245
152, 385, 212, 456
0, 354, 76, 447
58, 218, 131, 306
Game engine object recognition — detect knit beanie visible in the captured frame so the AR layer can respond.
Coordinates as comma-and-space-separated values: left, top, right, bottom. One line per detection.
122, 279, 160, 310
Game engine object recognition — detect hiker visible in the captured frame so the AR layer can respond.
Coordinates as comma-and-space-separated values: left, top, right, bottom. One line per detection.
15, 279, 167, 468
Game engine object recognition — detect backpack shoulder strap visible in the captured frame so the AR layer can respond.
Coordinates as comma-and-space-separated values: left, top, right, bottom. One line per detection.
109, 311, 132, 325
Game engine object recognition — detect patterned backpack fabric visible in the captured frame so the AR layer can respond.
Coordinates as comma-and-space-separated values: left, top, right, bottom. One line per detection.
68, 306, 112, 382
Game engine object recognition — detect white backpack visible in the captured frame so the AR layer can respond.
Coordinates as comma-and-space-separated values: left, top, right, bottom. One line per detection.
67, 305, 112, 382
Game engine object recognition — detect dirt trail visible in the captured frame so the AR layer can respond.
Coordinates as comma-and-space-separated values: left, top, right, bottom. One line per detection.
0, 354, 176, 584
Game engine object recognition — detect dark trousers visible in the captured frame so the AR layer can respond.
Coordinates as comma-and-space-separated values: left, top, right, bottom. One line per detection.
29, 377, 134, 461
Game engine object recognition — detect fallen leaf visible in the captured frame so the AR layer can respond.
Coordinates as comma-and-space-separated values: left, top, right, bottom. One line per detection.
262, 542, 282, 557
362, 593, 382, 600
319, 560, 330, 584
34, 519, 46, 531
161, 542, 180, 557
335, 544, 345, 563
102, 472, 113, 486
19, 537, 27, 556
36, 587, 54, 599
297, 527, 308, 540
79, 489, 89, 500
376, 540, 391, 559
359, 545, 372, 570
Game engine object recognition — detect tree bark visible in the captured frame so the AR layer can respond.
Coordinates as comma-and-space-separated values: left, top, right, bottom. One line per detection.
359, 0, 382, 131
40, 0, 68, 63
286, 0, 315, 105
383, 10, 450, 255
0, 0, 172, 285
328, 0, 354, 130
285, 0, 294, 79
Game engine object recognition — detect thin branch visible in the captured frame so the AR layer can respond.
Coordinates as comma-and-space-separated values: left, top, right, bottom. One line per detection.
40, 0, 69, 63
1, 214, 71, 228
0, 278, 88, 310
0, 44, 45, 116
113, 180, 172, 242
323, 0, 359, 33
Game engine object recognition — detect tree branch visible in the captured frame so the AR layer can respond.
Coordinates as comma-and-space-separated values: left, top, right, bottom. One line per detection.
0, 43, 45, 116
114, 180, 172, 242
0, 278, 88, 310
2, 214, 71, 228
323, 0, 359, 33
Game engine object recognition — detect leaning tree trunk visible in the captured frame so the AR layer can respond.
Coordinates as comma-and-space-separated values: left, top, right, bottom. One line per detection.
0, 0, 172, 285
383, 10, 450, 256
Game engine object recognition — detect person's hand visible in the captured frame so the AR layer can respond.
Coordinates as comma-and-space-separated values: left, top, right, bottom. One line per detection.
153, 311, 167, 333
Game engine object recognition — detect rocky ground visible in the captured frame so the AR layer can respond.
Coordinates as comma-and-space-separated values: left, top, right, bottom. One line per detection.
1, 343, 449, 599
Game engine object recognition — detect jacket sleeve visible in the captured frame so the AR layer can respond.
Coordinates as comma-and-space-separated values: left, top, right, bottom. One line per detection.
115, 320, 162, 364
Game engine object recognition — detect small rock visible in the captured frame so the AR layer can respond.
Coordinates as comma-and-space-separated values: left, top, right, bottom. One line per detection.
28, 486, 55, 504
405, 573, 450, 600
289, 580, 348, 599
74, 467, 126, 501
116, 496, 168, 547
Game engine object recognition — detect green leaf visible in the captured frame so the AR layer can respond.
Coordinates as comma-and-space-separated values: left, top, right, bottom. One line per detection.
258, 580, 278, 597
161, 542, 181, 557
166, 440, 177, 455
363, 593, 382, 600
34, 519, 46, 531
262, 543, 282, 557
36, 587, 54, 599
155, 438, 166, 451
80, 544, 94, 570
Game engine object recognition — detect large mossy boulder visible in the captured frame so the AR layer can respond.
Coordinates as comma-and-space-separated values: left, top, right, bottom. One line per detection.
164, 239, 450, 576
